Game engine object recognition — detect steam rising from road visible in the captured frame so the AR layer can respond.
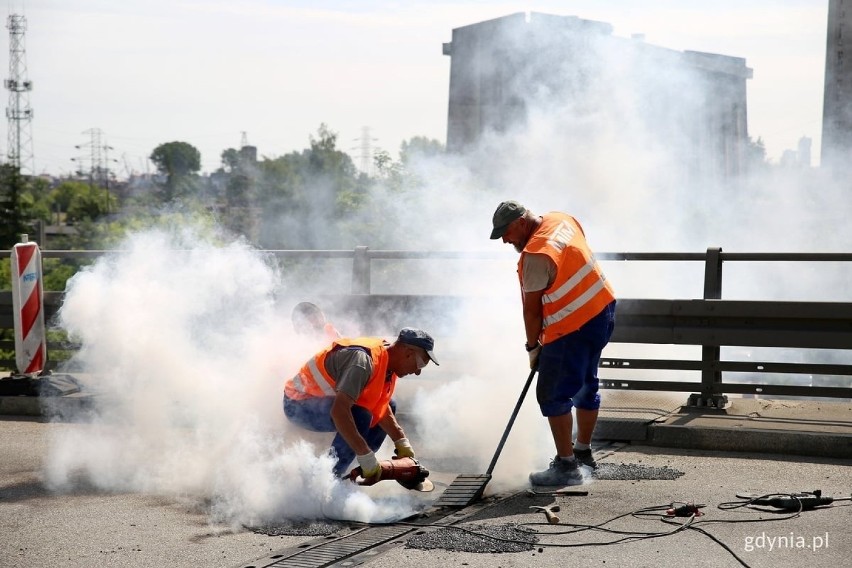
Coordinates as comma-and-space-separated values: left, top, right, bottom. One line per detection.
46, 228, 429, 525
43, 13, 851, 526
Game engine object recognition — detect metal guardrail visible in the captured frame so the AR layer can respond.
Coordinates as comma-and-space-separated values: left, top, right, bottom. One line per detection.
602, 297, 852, 404
2, 247, 852, 405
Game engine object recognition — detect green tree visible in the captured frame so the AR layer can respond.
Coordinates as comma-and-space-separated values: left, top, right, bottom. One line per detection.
219, 147, 258, 209
21, 177, 53, 225
150, 141, 202, 202
42, 180, 111, 225
66, 183, 111, 223
219, 148, 240, 173
373, 149, 406, 192
49, 181, 88, 217
255, 152, 302, 207
0, 164, 31, 248
400, 136, 444, 165
253, 124, 363, 249
746, 136, 769, 173
222, 148, 258, 238
372, 135, 444, 195
307, 124, 362, 216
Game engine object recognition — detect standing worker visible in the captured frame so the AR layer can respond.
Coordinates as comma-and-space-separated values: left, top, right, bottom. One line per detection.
490, 200, 616, 486
283, 328, 439, 482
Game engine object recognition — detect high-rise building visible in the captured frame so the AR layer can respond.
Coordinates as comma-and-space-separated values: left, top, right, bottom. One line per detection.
821, 0, 851, 170
443, 12, 753, 181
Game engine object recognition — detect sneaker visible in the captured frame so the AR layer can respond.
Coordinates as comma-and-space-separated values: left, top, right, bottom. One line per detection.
573, 448, 597, 469
529, 456, 584, 486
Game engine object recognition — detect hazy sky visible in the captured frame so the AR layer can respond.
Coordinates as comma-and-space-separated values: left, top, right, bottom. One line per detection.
7, 0, 829, 176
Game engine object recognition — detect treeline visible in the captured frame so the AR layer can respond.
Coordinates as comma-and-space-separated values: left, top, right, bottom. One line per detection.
1, 124, 444, 251
0, 124, 443, 290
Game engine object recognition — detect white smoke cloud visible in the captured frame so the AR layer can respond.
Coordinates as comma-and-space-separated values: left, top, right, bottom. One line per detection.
42, 10, 850, 524
369, 13, 852, 490
45, 226, 434, 526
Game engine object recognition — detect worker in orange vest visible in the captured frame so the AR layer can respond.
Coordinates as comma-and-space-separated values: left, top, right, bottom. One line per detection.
291, 301, 342, 342
490, 200, 616, 487
283, 328, 439, 482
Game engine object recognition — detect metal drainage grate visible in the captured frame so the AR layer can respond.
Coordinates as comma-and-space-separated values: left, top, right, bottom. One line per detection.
433, 474, 492, 508
237, 525, 414, 568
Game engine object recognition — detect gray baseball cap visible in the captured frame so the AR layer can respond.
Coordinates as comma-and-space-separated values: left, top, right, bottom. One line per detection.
490, 200, 526, 239
397, 327, 439, 365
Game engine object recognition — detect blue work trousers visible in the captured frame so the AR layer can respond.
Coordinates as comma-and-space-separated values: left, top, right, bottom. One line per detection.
283, 395, 395, 477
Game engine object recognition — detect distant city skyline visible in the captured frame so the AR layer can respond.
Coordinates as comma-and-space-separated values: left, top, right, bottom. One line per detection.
4, 0, 830, 176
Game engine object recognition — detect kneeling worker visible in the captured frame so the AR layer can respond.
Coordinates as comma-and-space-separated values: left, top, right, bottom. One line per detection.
283, 328, 439, 483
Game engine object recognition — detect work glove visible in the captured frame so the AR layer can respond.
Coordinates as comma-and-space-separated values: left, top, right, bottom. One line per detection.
394, 437, 415, 459
526, 341, 542, 370
355, 451, 382, 485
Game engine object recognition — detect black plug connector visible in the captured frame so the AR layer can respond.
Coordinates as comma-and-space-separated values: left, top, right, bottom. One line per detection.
666, 503, 704, 517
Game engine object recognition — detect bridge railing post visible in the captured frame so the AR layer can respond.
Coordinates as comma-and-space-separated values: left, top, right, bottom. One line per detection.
692, 247, 727, 408
352, 246, 371, 294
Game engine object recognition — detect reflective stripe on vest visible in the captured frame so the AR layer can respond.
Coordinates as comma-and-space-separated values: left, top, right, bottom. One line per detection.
288, 355, 336, 397
543, 259, 595, 305
306, 355, 336, 396
543, 269, 607, 327
521, 213, 615, 343
284, 337, 395, 427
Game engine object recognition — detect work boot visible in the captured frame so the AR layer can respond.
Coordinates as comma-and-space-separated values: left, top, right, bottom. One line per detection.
529, 456, 583, 486
573, 448, 597, 469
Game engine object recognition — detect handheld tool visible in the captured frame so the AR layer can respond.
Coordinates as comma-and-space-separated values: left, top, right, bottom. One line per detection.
343, 456, 432, 491
530, 505, 561, 524
736, 490, 849, 511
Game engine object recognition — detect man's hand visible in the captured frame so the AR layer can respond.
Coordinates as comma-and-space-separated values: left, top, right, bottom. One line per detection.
394, 437, 415, 459
356, 451, 381, 484
526, 341, 542, 369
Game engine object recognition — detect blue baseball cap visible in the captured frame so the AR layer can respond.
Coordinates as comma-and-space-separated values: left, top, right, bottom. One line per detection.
397, 328, 439, 365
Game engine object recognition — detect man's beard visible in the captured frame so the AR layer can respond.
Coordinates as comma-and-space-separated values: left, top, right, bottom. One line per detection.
513, 243, 524, 253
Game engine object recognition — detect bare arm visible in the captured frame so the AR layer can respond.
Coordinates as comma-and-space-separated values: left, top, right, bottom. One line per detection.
330, 391, 371, 455
520, 252, 554, 348
377, 405, 405, 442
522, 288, 545, 348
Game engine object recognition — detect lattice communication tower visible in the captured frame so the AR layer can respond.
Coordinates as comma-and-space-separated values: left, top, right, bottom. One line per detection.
5, 14, 34, 175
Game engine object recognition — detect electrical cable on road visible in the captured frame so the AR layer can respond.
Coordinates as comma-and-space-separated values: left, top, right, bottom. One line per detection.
367, 490, 851, 568
241, 487, 851, 568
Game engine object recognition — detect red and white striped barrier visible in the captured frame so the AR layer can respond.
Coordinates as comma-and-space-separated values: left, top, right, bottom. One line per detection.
11, 235, 46, 375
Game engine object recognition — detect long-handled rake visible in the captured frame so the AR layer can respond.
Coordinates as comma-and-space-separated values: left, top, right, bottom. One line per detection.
434, 367, 537, 507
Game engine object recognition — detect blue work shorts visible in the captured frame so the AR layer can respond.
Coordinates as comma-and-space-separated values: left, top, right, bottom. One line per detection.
536, 300, 616, 417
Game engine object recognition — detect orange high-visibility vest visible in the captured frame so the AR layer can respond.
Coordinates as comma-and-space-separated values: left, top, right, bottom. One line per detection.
284, 337, 395, 427
519, 213, 615, 345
